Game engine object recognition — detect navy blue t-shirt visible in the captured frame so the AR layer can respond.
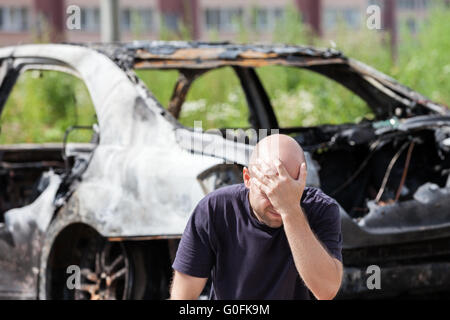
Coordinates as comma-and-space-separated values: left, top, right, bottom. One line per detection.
172, 183, 342, 300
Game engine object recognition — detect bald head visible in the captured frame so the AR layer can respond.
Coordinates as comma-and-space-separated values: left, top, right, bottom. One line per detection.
249, 134, 306, 179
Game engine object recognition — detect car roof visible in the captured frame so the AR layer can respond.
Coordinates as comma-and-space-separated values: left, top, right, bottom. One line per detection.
0, 41, 447, 116
82, 41, 346, 70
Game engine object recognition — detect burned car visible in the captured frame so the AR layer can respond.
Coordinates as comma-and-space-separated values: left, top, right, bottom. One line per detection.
0, 42, 449, 300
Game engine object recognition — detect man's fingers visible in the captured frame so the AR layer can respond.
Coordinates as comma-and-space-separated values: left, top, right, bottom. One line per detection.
251, 177, 270, 195
257, 159, 276, 176
253, 160, 277, 180
274, 159, 288, 177
298, 162, 307, 187
251, 165, 271, 185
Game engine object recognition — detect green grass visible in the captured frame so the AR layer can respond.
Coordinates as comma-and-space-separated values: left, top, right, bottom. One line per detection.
0, 4, 449, 143
394, 7, 450, 105
136, 67, 250, 130
0, 70, 97, 144
256, 66, 372, 127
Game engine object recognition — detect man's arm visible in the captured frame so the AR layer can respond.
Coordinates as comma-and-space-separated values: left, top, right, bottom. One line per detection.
170, 194, 215, 299
251, 160, 343, 300
282, 206, 343, 300
169, 270, 208, 300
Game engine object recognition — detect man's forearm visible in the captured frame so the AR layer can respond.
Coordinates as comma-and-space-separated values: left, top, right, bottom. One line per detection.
282, 205, 342, 300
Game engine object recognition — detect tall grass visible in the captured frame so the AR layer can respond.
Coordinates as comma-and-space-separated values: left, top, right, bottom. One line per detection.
394, 6, 450, 105
0, 70, 96, 144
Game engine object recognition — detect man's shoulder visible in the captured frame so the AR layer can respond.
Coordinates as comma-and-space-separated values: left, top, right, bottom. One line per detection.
199, 183, 246, 207
301, 187, 340, 215
192, 183, 246, 223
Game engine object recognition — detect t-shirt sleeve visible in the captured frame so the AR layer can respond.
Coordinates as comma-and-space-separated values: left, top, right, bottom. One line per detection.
311, 202, 343, 262
172, 197, 215, 278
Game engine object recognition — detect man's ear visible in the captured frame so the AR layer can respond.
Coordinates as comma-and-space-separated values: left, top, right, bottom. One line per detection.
243, 167, 251, 188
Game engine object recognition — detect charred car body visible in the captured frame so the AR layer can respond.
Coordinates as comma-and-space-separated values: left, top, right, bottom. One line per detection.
0, 42, 449, 299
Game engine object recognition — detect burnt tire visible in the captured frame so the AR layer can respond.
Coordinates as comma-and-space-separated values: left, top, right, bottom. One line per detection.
66, 235, 143, 300
39, 201, 171, 300
41, 223, 147, 300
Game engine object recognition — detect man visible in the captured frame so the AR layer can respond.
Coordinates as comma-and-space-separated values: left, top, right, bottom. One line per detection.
170, 134, 343, 300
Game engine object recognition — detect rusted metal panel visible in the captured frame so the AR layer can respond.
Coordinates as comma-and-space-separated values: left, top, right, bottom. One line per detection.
130, 43, 343, 65
167, 70, 203, 119
133, 57, 346, 69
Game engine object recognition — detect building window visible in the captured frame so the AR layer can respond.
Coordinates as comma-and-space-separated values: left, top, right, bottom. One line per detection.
0, 8, 4, 30
398, 0, 416, 9
163, 12, 179, 31
253, 7, 284, 31
324, 7, 361, 31
122, 8, 131, 31
221, 8, 243, 32
205, 9, 220, 30
122, 8, 153, 32
140, 9, 153, 30
0, 7, 29, 32
398, 0, 431, 10
323, 8, 338, 31
406, 17, 417, 33
368, 0, 384, 8
343, 8, 361, 29
273, 8, 284, 21
204, 8, 243, 32
255, 8, 269, 30
80, 7, 100, 32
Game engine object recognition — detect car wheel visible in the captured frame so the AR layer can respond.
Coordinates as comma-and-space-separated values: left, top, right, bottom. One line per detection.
72, 237, 132, 300
39, 217, 147, 300
39, 197, 170, 300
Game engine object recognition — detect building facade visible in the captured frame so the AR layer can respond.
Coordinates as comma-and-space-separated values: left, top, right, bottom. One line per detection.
0, 0, 438, 46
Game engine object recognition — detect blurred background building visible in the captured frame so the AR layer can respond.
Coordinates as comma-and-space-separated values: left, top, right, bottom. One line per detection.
0, 0, 441, 46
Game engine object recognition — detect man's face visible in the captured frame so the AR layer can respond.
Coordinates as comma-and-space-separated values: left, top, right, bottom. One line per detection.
243, 166, 284, 228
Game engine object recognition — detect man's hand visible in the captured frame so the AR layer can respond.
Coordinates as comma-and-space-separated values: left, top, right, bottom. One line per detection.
250, 158, 307, 218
